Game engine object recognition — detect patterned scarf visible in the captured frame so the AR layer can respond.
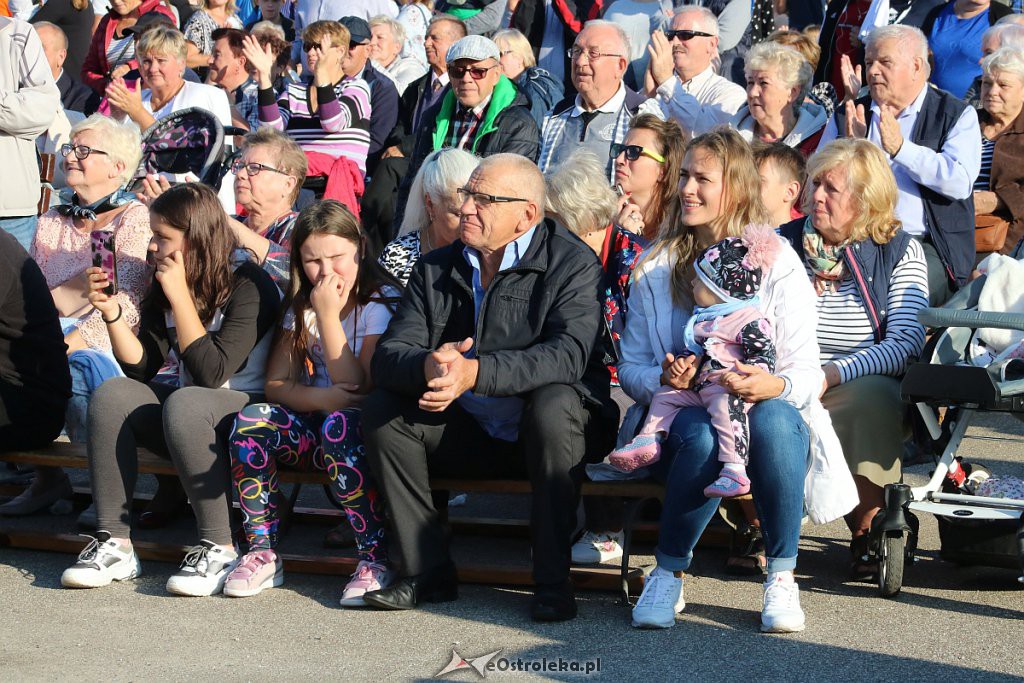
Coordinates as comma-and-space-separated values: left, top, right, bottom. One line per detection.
802, 217, 848, 295
54, 188, 136, 221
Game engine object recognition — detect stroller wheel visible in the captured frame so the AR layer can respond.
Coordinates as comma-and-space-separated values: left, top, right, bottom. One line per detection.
878, 532, 905, 598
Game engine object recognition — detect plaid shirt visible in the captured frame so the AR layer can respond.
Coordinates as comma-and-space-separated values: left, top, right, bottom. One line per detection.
233, 78, 262, 132
538, 85, 653, 182
448, 97, 489, 150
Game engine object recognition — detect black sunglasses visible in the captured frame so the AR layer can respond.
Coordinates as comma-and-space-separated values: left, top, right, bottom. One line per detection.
303, 41, 333, 52
665, 29, 715, 41
609, 143, 666, 163
448, 64, 497, 80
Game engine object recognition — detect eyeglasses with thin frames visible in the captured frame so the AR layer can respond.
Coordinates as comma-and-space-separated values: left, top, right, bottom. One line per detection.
456, 187, 528, 207
448, 64, 497, 80
60, 143, 109, 160
231, 160, 291, 177
664, 29, 715, 42
567, 47, 624, 62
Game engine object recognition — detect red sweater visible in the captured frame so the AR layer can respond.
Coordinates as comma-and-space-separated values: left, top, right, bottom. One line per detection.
80, 0, 175, 93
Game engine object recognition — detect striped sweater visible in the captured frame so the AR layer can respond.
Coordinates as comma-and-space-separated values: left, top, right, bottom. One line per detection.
814, 237, 929, 383
258, 77, 372, 173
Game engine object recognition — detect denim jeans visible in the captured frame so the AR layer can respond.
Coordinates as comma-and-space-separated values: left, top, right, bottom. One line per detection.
649, 399, 809, 574
0, 215, 38, 254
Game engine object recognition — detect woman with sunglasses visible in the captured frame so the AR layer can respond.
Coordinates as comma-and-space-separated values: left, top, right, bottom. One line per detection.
243, 20, 371, 207
611, 114, 686, 242
1, 115, 152, 518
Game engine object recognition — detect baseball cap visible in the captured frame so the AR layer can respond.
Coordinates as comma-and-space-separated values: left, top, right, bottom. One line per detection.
339, 16, 371, 45
445, 35, 500, 64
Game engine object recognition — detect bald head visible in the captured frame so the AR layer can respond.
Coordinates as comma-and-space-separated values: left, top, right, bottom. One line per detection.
479, 153, 546, 211
35, 22, 67, 79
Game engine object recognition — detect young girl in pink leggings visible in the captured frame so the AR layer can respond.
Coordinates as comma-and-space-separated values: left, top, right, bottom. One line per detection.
609, 224, 780, 498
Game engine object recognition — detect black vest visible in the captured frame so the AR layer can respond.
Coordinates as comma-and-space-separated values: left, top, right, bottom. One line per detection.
834, 86, 975, 289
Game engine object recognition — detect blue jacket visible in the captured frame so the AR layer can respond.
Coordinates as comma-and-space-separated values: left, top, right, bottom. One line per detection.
516, 67, 564, 129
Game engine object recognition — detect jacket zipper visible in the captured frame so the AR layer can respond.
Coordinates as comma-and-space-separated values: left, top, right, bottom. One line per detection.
845, 252, 883, 343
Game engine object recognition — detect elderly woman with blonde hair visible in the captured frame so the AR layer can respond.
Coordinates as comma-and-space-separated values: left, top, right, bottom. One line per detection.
378, 148, 481, 286
731, 41, 828, 157
779, 138, 928, 581
545, 149, 648, 566
0, 115, 153, 517
492, 28, 564, 129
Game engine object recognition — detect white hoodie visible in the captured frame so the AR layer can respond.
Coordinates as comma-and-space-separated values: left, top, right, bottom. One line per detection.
730, 100, 829, 150
0, 16, 60, 218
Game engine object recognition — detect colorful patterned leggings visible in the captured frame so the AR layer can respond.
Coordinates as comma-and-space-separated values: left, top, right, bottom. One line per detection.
229, 403, 387, 563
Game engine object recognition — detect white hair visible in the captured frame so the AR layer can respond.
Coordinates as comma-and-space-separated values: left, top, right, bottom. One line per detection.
998, 24, 1024, 51
996, 13, 1024, 26
579, 18, 631, 57
369, 15, 406, 45
982, 46, 1024, 86
672, 5, 719, 36
745, 41, 814, 104
544, 150, 618, 235
866, 24, 930, 75
400, 148, 481, 236
70, 114, 142, 186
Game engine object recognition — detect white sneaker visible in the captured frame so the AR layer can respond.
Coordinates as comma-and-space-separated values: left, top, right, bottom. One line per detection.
165, 540, 239, 597
61, 533, 141, 588
571, 530, 624, 564
760, 574, 806, 633
339, 560, 390, 607
631, 572, 685, 629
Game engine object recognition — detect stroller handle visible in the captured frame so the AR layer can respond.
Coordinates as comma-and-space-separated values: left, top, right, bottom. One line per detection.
919, 308, 1024, 331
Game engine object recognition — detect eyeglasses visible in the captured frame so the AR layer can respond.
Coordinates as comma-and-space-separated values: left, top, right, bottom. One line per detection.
231, 159, 290, 177
60, 143, 109, 160
456, 187, 528, 207
664, 29, 715, 41
302, 41, 338, 52
567, 47, 624, 62
448, 64, 497, 80
610, 143, 666, 163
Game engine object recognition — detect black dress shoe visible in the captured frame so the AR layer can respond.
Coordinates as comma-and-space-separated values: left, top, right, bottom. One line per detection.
363, 563, 458, 610
531, 580, 577, 622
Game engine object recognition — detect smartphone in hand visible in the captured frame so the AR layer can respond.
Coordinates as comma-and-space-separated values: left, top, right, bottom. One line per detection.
90, 229, 118, 296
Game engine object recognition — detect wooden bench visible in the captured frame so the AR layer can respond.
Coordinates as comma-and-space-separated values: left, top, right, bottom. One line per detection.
0, 443, 672, 603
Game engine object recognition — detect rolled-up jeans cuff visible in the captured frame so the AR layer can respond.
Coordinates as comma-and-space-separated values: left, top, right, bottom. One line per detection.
766, 555, 798, 574
654, 547, 691, 573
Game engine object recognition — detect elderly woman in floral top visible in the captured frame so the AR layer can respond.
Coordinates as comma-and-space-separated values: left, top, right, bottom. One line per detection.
0, 115, 152, 517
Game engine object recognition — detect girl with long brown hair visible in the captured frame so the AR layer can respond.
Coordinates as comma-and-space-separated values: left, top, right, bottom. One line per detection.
61, 183, 281, 598
224, 200, 402, 605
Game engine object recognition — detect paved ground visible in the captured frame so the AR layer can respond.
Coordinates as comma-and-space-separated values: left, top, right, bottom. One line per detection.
1, 412, 1022, 682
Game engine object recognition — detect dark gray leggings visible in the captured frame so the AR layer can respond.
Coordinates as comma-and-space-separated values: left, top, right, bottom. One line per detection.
87, 377, 256, 544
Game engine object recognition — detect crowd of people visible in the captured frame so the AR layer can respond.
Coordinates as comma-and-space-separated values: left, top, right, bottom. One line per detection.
1, 0, 1021, 634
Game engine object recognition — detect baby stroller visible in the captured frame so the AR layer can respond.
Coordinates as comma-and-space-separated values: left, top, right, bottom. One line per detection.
129, 107, 245, 193
867, 268, 1024, 597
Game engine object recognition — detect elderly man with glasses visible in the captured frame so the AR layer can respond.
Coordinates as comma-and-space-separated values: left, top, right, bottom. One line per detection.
643, 6, 747, 138
361, 153, 618, 623
537, 19, 655, 181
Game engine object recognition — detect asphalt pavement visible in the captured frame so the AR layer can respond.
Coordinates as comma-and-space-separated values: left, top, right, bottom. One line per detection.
1, 412, 1022, 682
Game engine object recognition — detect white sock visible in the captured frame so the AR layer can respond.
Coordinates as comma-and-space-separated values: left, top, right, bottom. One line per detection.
722, 463, 746, 474
767, 570, 794, 584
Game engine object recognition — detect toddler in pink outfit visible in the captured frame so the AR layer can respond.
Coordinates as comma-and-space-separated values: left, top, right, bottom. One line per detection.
609, 224, 781, 498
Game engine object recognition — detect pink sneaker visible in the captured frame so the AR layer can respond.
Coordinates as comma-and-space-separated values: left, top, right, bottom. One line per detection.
340, 561, 390, 607
222, 549, 283, 597
608, 434, 661, 472
703, 469, 751, 498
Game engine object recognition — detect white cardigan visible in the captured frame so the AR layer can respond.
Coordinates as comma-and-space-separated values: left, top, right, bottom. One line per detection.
616, 237, 859, 525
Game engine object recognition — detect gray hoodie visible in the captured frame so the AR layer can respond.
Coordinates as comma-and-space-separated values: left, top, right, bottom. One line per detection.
0, 16, 60, 218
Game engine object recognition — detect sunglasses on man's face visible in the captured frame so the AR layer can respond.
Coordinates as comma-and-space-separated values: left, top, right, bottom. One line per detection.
665, 29, 715, 41
448, 64, 496, 80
